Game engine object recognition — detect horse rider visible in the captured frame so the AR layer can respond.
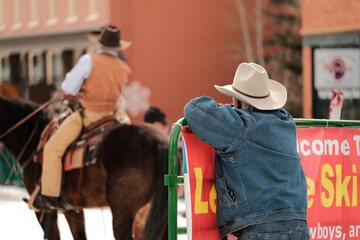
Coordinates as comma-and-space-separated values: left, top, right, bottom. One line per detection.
33, 25, 131, 211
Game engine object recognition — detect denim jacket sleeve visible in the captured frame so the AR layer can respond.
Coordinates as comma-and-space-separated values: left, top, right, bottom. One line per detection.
184, 96, 247, 156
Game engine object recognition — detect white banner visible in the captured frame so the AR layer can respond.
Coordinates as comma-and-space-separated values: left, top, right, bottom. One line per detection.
314, 48, 360, 91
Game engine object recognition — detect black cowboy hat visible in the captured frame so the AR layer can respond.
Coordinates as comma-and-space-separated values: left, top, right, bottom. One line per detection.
89, 25, 131, 51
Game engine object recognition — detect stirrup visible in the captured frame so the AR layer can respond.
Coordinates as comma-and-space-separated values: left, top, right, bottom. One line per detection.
26, 184, 41, 212
24, 185, 73, 212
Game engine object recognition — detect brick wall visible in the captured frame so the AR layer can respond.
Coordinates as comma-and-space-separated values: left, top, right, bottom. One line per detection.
301, 0, 360, 35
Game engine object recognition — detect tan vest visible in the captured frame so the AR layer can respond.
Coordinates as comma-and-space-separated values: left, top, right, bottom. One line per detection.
79, 53, 131, 111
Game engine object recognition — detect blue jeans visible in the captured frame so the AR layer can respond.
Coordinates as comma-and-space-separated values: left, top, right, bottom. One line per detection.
232, 220, 310, 240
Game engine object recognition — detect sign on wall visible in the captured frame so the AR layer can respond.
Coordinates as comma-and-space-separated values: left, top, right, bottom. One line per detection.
314, 48, 360, 99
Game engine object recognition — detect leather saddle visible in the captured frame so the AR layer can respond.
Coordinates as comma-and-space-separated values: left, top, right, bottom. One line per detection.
34, 113, 119, 171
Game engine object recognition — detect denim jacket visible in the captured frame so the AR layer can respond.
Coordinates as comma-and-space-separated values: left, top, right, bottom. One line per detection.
184, 96, 307, 237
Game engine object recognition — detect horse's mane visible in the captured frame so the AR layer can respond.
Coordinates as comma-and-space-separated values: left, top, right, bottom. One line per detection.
0, 95, 50, 121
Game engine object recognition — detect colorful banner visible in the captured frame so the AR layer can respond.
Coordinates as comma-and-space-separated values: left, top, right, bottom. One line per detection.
182, 126, 360, 240
182, 127, 218, 240
298, 127, 360, 240
182, 127, 235, 240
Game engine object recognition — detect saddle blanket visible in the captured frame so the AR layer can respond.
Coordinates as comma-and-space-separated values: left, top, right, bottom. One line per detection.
34, 115, 118, 171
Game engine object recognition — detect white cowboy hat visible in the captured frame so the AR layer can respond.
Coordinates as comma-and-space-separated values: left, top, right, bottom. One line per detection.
214, 62, 287, 110
88, 25, 131, 51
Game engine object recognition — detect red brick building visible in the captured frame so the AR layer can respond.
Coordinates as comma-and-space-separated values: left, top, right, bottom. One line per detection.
301, 0, 360, 119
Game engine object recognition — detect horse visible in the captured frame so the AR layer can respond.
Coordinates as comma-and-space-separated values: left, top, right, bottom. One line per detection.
0, 95, 169, 240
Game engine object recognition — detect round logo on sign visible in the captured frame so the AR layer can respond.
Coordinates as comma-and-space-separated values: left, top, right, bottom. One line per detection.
331, 58, 345, 80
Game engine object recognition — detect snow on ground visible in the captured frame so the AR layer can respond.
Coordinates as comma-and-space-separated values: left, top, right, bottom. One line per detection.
0, 185, 187, 240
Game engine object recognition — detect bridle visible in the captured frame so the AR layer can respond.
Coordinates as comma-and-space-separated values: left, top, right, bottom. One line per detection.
0, 93, 63, 182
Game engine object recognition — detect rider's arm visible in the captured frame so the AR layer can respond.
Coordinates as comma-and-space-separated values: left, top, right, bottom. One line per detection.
61, 54, 93, 96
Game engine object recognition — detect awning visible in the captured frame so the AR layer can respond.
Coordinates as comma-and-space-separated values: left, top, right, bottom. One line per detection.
302, 31, 360, 47
0, 31, 92, 55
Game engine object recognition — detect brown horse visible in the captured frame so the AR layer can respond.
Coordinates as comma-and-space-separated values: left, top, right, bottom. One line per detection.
0, 96, 169, 240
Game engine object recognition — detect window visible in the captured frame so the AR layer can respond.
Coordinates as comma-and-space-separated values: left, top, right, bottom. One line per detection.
51, 52, 62, 89
66, 0, 78, 24
29, 0, 39, 28
0, 0, 5, 31
47, 0, 58, 26
12, 0, 22, 30
1, 57, 11, 84
33, 54, 43, 84
27, 52, 44, 85
87, 0, 99, 21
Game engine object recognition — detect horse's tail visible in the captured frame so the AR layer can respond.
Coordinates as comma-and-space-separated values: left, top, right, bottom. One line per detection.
140, 143, 169, 240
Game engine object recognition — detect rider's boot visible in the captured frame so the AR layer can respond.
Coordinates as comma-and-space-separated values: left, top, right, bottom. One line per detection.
32, 194, 62, 212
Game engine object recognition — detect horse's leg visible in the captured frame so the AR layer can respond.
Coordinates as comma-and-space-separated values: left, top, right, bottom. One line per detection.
106, 170, 154, 240
132, 202, 151, 240
35, 211, 60, 240
108, 201, 134, 240
64, 209, 87, 240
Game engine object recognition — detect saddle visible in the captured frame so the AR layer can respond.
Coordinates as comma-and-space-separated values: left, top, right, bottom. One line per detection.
34, 113, 119, 171
27, 113, 119, 212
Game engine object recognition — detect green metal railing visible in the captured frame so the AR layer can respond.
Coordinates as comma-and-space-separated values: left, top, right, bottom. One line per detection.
165, 118, 187, 239
165, 118, 360, 240
294, 118, 360, 127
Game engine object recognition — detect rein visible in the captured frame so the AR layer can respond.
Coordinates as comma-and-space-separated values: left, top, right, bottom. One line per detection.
0, 93, 62, 141
5, 120, 40, 182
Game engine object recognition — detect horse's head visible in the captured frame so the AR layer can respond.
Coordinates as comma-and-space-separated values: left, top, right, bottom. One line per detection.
0, 96, 50, 157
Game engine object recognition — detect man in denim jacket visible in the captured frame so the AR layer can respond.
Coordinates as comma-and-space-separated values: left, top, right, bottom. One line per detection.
184, 63, 309, 239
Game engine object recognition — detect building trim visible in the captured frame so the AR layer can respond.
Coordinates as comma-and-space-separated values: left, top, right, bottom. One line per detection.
302, 31, 360, 47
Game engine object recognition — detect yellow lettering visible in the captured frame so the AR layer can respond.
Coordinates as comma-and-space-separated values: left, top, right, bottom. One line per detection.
194, 168, 208, 214
306, 177, 315, 208
321, 164, 334, 208
336, 164, 351, 207
353, 165, 357, 207
209, 184, 217, 213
